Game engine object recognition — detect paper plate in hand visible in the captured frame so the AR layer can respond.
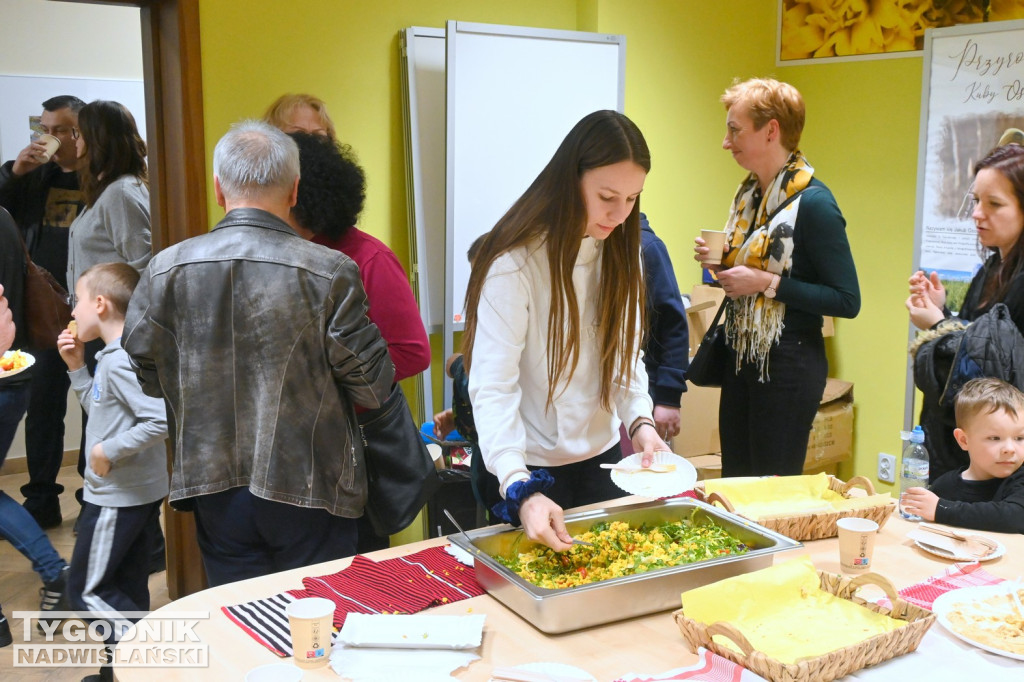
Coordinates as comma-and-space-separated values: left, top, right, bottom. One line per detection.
338, 613, 485, 649
933, 584, 1024, 660
609, 452, 697, 498
0, 350, 34, 379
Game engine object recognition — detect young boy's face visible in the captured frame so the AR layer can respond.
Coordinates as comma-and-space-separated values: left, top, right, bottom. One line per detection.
954, 408, 1024, 480
71, 279, 102, 343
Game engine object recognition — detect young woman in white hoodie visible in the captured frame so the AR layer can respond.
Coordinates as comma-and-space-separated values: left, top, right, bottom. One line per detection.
462, 110, 667, 551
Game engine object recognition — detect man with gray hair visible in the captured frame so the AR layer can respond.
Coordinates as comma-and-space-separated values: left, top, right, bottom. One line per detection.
123, 120, 394, 585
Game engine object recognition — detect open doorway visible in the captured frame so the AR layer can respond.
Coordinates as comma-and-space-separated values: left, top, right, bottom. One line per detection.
1, 0, 208, 599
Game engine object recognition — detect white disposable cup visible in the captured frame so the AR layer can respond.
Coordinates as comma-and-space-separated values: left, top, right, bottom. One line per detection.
286, 597, 335, 669
36, 133, 61, 162
700, 229, 727, 264
837, 517, 879, 574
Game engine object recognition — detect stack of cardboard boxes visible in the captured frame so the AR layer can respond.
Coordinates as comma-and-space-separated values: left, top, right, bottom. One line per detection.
676, 285, 854, 480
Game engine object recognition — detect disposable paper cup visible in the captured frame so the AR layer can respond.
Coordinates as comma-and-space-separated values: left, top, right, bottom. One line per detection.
286, 597, 335, 669
837, 517, 879, 574
700, 229, 727, 264
37, 134, 61, 162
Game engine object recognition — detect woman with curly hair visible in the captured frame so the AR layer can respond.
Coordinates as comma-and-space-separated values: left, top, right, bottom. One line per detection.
463, 110, 667, 552
287, 132, 429, 383
67, 100, 151, 296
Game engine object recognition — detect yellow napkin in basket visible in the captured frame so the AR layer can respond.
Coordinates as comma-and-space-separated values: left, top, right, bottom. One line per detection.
680, 556, 907, 664
703, 474, 890, 520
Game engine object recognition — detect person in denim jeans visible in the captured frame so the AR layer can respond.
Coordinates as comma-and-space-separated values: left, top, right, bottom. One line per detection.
0, 208, 69, 648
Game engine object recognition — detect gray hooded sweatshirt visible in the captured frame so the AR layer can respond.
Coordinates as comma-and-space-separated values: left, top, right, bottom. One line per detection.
69, 337, 168, 506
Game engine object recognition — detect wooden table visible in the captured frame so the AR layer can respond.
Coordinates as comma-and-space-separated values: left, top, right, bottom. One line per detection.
114, 505, 1024, 681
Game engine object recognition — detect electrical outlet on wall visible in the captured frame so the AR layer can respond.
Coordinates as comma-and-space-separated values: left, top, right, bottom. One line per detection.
878, 452, 896, 483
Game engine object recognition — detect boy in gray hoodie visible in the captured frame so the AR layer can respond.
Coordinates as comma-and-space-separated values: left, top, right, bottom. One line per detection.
57, 262, 168, 682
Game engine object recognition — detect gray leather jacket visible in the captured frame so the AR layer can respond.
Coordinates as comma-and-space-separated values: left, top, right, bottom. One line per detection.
122, 208, 395, 516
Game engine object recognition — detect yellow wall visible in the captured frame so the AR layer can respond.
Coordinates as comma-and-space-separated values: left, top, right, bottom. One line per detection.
194, 0, 966, 492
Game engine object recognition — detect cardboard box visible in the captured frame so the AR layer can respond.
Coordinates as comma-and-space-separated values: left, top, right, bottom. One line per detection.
675, 383, 721, 457
687, 453, 722, 481
686, 285, 726, 356
804, 378, 854, 470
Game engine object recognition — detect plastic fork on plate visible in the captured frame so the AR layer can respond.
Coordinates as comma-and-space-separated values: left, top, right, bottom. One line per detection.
919, 523, 999, 557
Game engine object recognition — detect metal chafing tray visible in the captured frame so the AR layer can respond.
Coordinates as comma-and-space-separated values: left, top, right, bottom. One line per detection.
448, 497, 801, 633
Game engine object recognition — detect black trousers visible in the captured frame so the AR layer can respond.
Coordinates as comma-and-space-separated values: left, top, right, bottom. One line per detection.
69, 500, 161, 644
192, 486, 359, 587
719, 331, 827, 478
19, 348, 70, 507
476, 442, 625, 514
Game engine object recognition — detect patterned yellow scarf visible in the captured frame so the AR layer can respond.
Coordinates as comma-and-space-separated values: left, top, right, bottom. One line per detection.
722, 151, 814, 380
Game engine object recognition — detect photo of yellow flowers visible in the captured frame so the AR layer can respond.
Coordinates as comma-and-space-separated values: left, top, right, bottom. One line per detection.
779, 0, 1024, 62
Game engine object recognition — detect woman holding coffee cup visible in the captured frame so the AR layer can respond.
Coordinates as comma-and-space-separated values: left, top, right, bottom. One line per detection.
694, 78, 860, 477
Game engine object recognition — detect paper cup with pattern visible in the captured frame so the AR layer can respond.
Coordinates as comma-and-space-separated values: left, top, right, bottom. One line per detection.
837, 517, 878, 574
286, 597, 335, 669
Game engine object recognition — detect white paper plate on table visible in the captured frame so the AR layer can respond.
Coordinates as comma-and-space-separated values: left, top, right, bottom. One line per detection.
609, 451, 697, 498
338, 613, 485, 649
0, 350, 34, 379
490, 661, 596, 682
933, 584, 1024, 661
244, 662, 303, 682
912, 536, 1005, 562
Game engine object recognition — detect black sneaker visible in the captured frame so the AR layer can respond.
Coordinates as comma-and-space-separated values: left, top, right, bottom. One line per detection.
38, 565, 70, 633
0, 609, 13, 648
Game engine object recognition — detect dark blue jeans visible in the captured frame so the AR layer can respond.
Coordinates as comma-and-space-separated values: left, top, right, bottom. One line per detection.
0, 383, 67, 584
719, 331, 827, 478
192, 486, 359, 587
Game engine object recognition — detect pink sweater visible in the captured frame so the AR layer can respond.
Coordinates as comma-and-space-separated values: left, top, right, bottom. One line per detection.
314, 228, 430, 381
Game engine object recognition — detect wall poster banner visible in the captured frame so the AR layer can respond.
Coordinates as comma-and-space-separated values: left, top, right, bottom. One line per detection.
915, 19, 1024, 311
778, 1, 1024, 64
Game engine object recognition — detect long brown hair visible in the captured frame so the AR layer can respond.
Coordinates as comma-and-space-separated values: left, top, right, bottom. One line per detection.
462, 110, 650, 410
78, 100, 148, 207
975, 144, 1024, 306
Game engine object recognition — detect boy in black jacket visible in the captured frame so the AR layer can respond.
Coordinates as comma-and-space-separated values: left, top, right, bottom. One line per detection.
902, 377, 1024, 533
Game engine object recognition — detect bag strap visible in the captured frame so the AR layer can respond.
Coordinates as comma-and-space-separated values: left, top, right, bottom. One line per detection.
707, 297, 729, 329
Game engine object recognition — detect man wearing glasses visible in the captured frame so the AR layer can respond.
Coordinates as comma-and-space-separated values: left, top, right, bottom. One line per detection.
0, 95, 87, 530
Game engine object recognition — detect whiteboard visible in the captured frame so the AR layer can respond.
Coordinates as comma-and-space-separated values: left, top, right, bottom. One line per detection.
0, 75, 146, 163
401, 28, 446, 335
445, 21, 625, 330
907, 19, 1024, 427
400, 26, 445, 422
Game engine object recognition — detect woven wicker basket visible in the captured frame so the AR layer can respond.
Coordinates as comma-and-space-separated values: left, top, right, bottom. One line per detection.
674, 571, 935, 682
693, 475, 895, 541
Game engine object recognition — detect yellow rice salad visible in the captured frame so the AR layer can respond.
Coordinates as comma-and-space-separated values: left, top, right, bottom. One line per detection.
498, 516, 749, 589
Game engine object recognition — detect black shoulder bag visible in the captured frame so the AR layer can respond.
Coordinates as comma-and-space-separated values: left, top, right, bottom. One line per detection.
684, 298, 729, 388
358, 383, 441, 537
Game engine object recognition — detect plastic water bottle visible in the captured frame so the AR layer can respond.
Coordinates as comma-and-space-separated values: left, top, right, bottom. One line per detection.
899, 426, 930, 521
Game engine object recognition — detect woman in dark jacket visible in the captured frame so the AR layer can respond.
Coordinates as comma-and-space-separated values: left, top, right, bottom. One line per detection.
908, 143, 1024, 480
